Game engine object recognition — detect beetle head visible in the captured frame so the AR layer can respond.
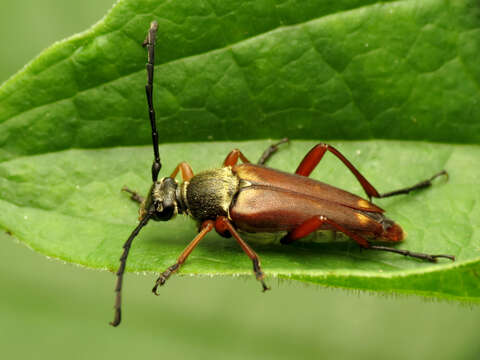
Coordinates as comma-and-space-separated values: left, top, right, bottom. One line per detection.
140, 177, 178, 221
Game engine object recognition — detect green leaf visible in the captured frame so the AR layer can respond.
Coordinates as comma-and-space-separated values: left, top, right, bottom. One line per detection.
0, 0, 479, 302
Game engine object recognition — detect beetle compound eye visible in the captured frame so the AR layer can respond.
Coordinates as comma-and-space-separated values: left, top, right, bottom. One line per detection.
154, 202, 175, 221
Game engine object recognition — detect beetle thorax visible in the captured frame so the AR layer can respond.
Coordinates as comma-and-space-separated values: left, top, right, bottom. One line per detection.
181, 167, 240, 221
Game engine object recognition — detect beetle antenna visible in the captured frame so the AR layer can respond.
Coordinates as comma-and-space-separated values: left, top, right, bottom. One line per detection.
110, 214, 152, 327
143, 21, 161, 182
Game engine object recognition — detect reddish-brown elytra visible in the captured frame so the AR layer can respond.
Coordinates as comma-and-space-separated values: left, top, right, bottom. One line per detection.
110, 21, 455, 327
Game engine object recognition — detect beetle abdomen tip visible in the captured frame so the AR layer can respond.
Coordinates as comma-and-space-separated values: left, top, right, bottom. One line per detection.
383, 223, 404, 242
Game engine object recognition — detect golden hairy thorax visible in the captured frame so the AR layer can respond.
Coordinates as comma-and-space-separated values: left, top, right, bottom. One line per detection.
185, 167, 241, 221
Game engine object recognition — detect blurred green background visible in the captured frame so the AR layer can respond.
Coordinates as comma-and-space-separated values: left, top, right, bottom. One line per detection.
1, 1, 480, 359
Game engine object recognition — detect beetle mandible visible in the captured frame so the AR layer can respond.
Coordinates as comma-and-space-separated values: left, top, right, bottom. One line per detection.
110, 21, 455, 327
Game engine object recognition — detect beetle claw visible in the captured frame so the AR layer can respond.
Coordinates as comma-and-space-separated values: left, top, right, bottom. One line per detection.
152, 283, 161, 295
432, 254, 456, 261
152, 275, 167, 295
255, 272, 270, 292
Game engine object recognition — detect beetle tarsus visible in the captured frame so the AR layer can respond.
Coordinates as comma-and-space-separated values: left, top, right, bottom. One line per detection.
253, 259, 270, 291
377, 170, 449, 198
151, 282, 161, 295
261, 281, 270, 292
257, 138, 289, 165
110, 310, 121, 327
431, 253, 456, 261
152, 263, 179, 295
151, 222, 215, 296
369, 245, 455, 262
255, 271, 270, 292
152, 277, 165, 295
122, 186, 144, 204
431, 170, 448, 182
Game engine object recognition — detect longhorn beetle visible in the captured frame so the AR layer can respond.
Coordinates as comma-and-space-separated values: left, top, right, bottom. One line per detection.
110, 21, 455, 327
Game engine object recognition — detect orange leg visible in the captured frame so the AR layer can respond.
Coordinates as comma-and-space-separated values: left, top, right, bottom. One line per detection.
281, 215, 370, 247
296, 143, 447, 201
223, 139, 289, 167
296, 144, 380, 199
152, 220, 214, 294
223, 149, 251, 167
170, 161, 194, 181
281, 215, 454, 262
215, 216, 269, 291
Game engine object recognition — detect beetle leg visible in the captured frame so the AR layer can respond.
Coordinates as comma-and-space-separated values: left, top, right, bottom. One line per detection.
223, 149, 251, 167
215, 217, 270, 292
152, 220, 214, 295
296, 143, 447, 201
374, 170, 448, 199
121, 187, 144, 204
369, 245, 455, 262
281, 215, 370, 247
257, 138, 289, 165
170, 161, 194, 181
296, 143, 380, 199
281, 215, 455, 262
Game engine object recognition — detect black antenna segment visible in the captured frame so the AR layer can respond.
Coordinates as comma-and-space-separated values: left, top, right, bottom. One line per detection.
110, 213, 152, 327
143, 20, 161, 182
